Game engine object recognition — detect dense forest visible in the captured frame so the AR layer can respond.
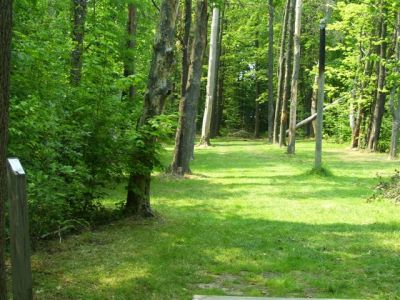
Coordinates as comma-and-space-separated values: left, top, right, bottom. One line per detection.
0, 0, 400, 298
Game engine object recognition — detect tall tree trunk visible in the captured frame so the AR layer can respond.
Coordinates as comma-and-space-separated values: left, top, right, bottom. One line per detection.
211, 1, 225, 138
200, 6, 220, 146
273, 0, 291, 144
352, 57, 371, 149
254, 35, 261, 138
171, 0, 208, 175
123, 3, 137, 102
368, 4, 387, 152
70, 0, 87, 85
267, 0, 274, 143
279, 0, 295, 147
315, 20, 326, 168
310, 71, 318, 137
287, 0, 302, 154
214, 1, 227, 137
389, 12, 400, 160
181, 0, 192, 98
215, 49, 225, 136
254, 75, 261, 138
125, 0, 180, 216
0, 0, 13, 298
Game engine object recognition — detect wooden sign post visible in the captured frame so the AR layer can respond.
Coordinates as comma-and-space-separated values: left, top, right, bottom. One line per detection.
7, 158, 33, 300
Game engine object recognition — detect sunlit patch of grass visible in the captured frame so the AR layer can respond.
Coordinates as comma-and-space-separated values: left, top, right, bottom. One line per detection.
30, 140, 400, 299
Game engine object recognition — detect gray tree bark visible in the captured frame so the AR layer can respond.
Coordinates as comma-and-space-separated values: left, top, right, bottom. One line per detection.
310, 71, 318, 137
267, 0, 274, 143
125, 0, 180, 216
368, 3, 387, 152
279, 0, 295, 147
315, 20, 326, 169
0, 0, 13, 298
70, 0, 87, 85
200, 6, 220, 146
211, 0, 226, 138
171, 0, 208, 175
214, 7, 226, 137
287, 0, 302, 154
389, 12, 400, 160
123, 3, 137, 102
181, 0, 192, 98
254, 34, 261, 138
273, 0, 291, 144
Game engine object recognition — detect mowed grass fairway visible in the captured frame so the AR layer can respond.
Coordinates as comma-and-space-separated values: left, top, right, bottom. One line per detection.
32, 140, 400, 299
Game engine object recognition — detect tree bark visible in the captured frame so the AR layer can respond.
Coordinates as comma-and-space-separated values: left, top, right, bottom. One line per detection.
368, 4, 387, 152
0, 0, 13, 298
70, 0, 87, 85
214, 1, 227, 137
171, 0, 208, 175
181, 0, 192, 98
123, 3, 137, 102
125, 0, 180, 216
267, 0, 274, 143
315, 20, 326, 169
211, 1, 226, 138
254, 34, 261, 139
352, 57, 371, 149
200, 6, 220, 146
389, 12, 400, 159
254, 71, 261, 138
273, 0, 291, 144
287, 0, 302, 154
310, 72, 318, 137
279, 0, 295, 147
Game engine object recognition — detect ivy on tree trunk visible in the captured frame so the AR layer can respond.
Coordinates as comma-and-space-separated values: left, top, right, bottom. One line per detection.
125, 0, 180, 217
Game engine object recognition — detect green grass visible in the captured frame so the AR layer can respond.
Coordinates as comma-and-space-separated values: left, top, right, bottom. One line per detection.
31, 140, 400, 299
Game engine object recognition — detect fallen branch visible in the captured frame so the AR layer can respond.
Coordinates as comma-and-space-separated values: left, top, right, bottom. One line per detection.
286, 97, 343, 135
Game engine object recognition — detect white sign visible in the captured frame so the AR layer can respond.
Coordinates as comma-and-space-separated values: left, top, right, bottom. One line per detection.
7, 158, 25, 175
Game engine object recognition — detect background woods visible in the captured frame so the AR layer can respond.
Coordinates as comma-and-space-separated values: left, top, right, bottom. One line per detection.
0, 0, 399, 297
0, 0, 399, 239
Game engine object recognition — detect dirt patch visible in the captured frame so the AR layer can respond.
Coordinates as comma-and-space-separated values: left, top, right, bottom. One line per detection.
196, 272, 268, 296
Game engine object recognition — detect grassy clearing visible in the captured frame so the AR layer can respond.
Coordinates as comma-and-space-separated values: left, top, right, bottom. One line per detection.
30, 140, 400, 299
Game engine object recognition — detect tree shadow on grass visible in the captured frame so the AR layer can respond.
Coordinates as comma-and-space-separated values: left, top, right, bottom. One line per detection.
31, 208, 400, 299
153, 170, 379, 203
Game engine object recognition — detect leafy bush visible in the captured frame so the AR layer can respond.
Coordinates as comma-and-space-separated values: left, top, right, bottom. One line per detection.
369, 171, 400, 204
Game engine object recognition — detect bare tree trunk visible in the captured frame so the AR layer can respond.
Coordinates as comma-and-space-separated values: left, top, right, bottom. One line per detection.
315, 20, 326, 168
273, 0, 291, 144
181, 0, 192, 98
214, 2, 227, 137
267, 0, 274, 143
200, 6, 220, 146
352, 106, 362, 148
279, 0, 295, 147
171, 0, 208, 175
389, 12, 400, 160
310, 72, 318, 137
352, 58, 370, 149
125, 0, 180, 216
70, 0, 87, 85
0, 0, 12, 298
368, 4, 387, 152
287, 0, 302, 154
211, 1, 225, 138
215, 47, 225, 136
254, 74, 261, 138
254, 34, 261, 139
123, 3, 137, 102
